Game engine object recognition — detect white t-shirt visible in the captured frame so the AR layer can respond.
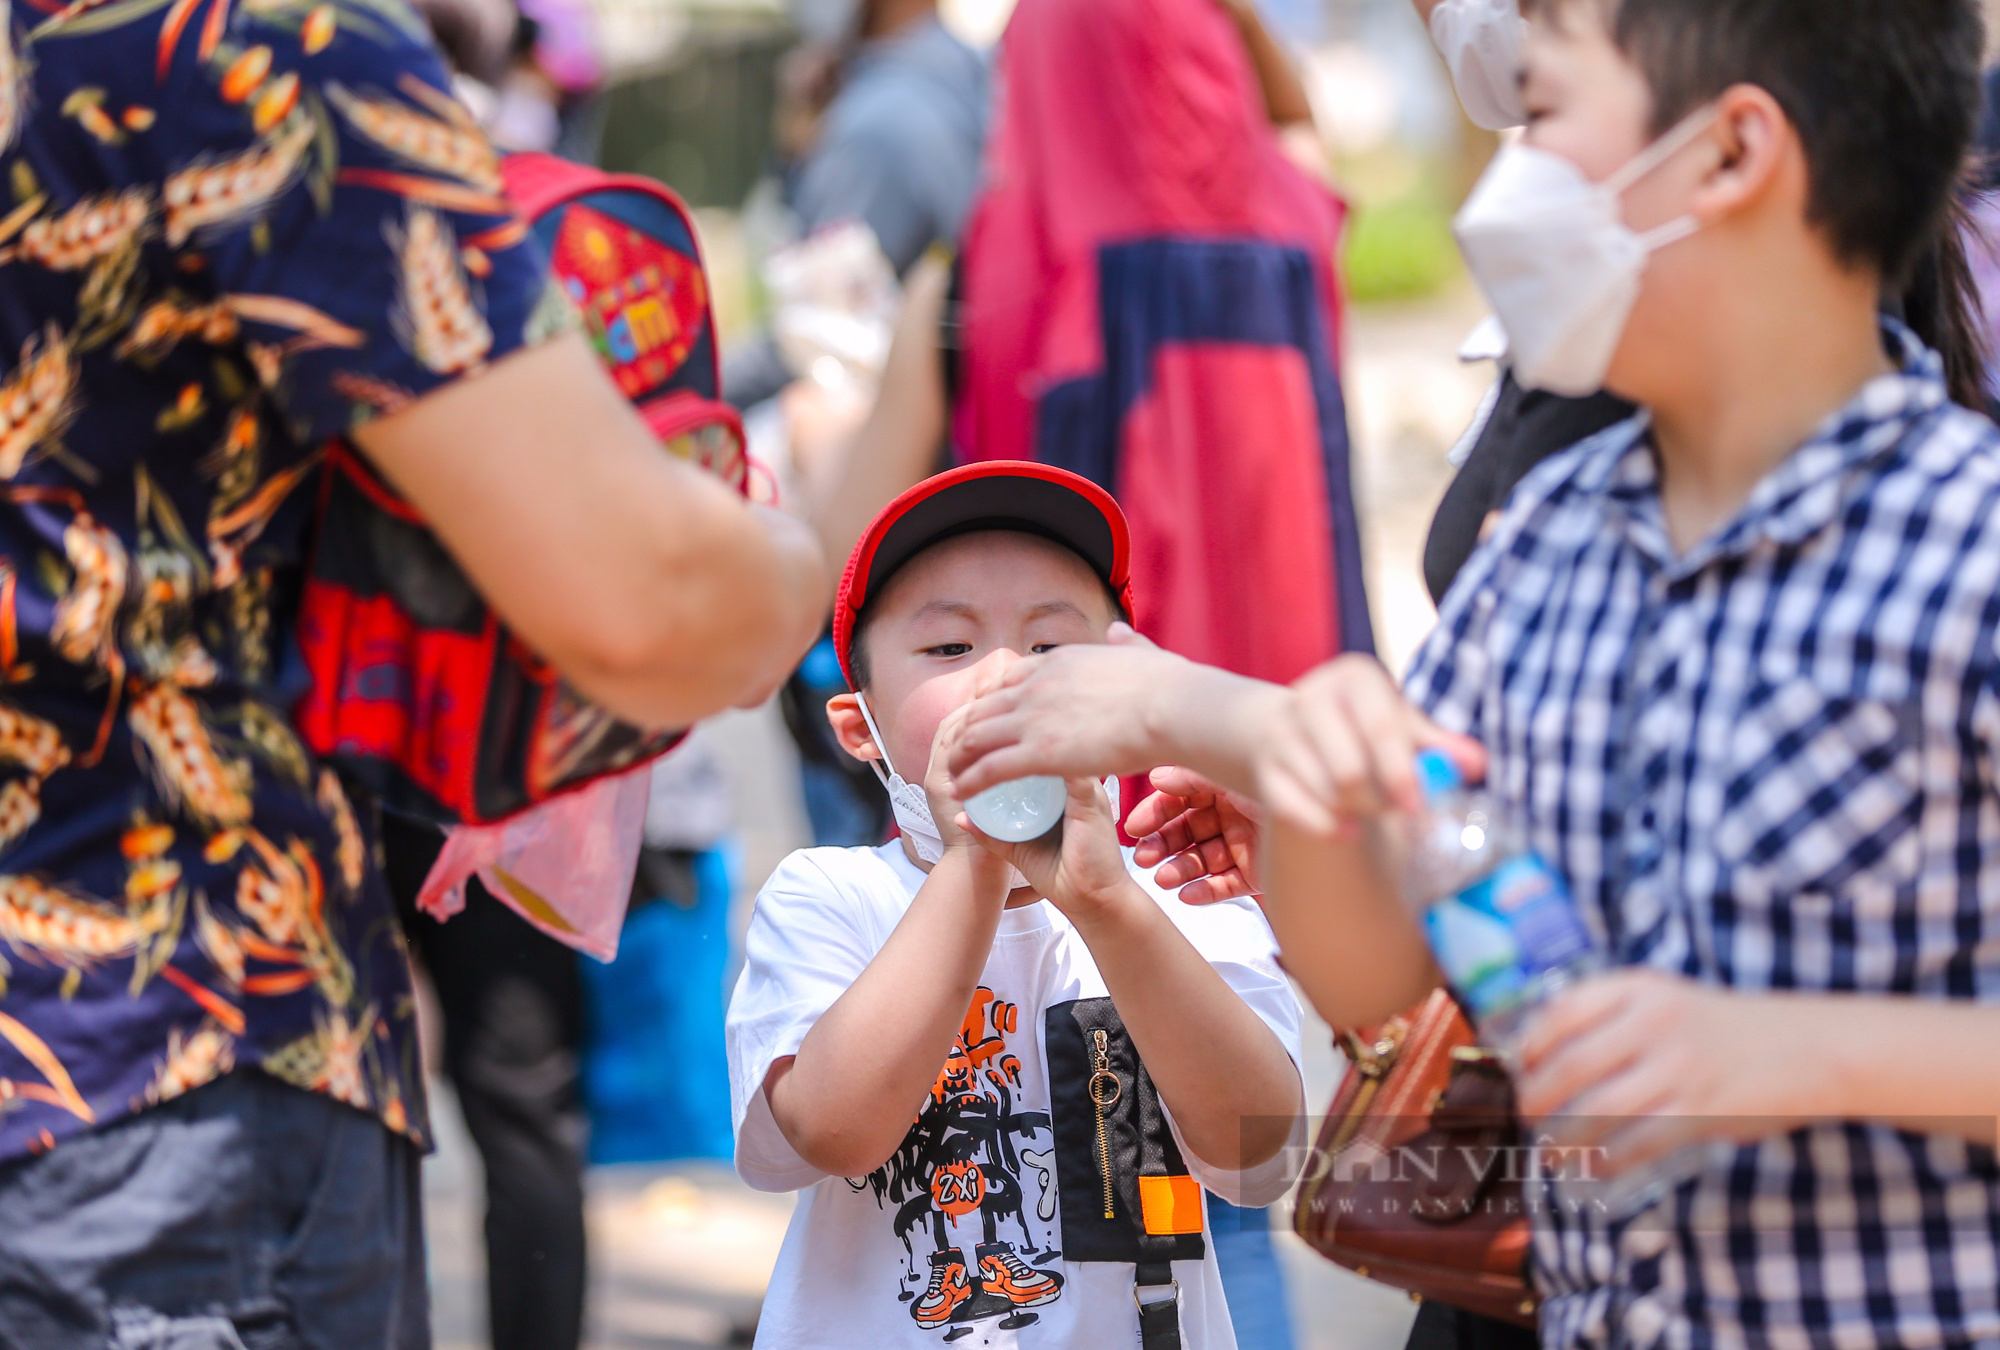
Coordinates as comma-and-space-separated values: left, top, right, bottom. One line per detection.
727, 842, 1305, 1350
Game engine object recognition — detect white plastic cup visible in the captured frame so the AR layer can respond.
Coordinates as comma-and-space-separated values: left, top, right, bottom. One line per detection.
963, 776, 1067, 843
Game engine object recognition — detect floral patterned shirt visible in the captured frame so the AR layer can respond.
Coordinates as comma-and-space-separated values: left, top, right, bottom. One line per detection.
0, 0, 549, 1163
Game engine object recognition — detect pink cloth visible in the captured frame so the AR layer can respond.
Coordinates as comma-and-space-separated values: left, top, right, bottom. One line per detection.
417, 764, 650, 961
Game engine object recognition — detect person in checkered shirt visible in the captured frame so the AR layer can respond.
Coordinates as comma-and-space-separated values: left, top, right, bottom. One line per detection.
946, 1, 2000, 1345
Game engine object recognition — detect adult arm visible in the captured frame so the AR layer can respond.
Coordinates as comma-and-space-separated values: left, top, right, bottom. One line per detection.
1219, 0, 1316, 130
355, 332, 828, 728
799, 253, 951, 593
155, 18, 826, 728
951, 645, 1479, 1029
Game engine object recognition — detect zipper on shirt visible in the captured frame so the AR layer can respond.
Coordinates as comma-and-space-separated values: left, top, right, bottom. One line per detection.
1089, 1028, 1122, 1219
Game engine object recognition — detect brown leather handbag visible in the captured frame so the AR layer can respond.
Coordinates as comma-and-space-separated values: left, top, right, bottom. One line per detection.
1292, 988, 1538, 1328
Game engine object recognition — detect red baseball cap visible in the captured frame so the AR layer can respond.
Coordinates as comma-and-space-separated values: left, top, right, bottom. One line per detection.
832, 461, 1135, 688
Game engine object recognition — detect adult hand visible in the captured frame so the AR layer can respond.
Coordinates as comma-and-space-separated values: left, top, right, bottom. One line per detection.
948, 625, 1209, 798
1257, 655, 1487, 837
1515, 969, 1822, 1178
1128, 766, 1263, 904
781, 374, 873, 486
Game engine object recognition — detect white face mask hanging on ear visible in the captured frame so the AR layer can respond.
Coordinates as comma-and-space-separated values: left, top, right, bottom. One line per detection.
854, 692, 1032, 891
1428, 0, 1528, 132
1453, 104, 1719, 397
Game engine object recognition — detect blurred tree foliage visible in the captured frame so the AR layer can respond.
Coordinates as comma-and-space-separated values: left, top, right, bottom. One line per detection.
599, 22, 789, 209
1340, 150, 1463, 305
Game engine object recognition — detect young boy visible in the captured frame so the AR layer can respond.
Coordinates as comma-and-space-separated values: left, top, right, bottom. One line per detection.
947, 4, 2000, 1349
725, 462, 1306, 1349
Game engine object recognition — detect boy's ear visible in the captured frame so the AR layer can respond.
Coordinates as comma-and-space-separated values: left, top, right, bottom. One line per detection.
1692, 82, 1793, 228
826, 692, 883, 764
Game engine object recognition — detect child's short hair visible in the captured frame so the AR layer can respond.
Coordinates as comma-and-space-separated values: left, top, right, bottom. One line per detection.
1526, 0, 1984, 287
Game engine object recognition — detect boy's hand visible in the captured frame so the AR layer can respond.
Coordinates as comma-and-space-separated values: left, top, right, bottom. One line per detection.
922, 707, 1017, 895
1129, 766, 1263, 905
1260, 655, 1487, 836
960, 777, 1135, 918
948, 625, 1210, 798
1514, 970, 1824, 1178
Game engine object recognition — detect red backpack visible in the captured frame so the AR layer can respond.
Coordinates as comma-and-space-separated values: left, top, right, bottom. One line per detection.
293, 154, 746, 826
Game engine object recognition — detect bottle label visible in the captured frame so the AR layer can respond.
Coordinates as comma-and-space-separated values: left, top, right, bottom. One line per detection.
1424, 853, 1592, 1024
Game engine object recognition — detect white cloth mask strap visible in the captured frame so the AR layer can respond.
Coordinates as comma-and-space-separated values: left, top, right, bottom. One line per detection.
1601, 103, 1720, 199
853, 691, 900, 791
1635, 215, 1702, 253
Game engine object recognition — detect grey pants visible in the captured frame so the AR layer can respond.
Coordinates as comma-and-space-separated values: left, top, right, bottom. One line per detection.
0, 1070, 428, 1349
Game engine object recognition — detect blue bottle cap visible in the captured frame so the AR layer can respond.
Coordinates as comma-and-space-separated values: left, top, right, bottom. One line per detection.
1414, 749, 1463, 803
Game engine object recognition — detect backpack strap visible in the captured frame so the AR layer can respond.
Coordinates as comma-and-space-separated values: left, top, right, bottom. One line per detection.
1135, 1260, 1183, 1350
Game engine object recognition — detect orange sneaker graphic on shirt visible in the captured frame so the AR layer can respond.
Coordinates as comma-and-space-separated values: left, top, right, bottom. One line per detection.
913, 1250, 975, 1327
978, 1241, 1064, 1307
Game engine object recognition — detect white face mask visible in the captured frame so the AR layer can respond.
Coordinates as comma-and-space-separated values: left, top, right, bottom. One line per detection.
855, 692, 1033, 890
1428, 0, 1527, 132
1453, 106, 1718, 397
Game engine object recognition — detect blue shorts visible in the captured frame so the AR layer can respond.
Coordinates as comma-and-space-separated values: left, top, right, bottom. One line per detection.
0, 1070, 427, 1349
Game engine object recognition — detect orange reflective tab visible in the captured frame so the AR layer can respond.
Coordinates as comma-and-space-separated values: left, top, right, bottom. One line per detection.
1138, 1174, 1205, 1236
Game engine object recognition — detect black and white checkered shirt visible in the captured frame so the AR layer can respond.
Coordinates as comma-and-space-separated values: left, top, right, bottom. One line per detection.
1407, 327, 2000, 1349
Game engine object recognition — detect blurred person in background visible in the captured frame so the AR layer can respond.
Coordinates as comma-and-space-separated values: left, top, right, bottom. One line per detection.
727, 0, 990, 852
952, 0, 1372, 684
422, 0, 606, 161
723, 0, 988, 409
815, 0, 1371, 688
383, 813, 595, 1350
1413, 0, 1639, 612
508, 0, 608, 161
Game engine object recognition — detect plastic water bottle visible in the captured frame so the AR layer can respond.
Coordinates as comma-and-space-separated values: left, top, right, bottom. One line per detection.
1407, 749, 1601, 1048
964, 776, 1067, 843
1407, 750, 1706, 1221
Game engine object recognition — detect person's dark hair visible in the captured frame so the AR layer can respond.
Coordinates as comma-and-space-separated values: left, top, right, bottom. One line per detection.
1525, 0, 1985, 289
1977, 67, 2000, 192
848, 537, 1128, 691
1896, 192, 1993, 412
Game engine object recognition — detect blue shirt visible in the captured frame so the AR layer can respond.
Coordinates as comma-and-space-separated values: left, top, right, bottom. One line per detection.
0, 0, 547, 1161
792, 16, 989, 276
1408, 327, 2000, 1349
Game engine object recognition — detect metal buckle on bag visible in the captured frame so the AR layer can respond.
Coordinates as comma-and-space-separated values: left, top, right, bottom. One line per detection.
1327, 1020, 1409, 1155
1133, 1278, 1182, 1310
1337, 1022, 1407, 1080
